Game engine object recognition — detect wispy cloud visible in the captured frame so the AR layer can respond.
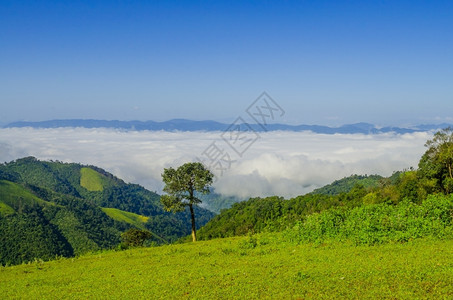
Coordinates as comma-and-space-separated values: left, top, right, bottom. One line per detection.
0, 128, 431, 198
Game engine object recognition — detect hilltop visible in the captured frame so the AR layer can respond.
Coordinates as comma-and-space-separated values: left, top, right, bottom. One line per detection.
310, 174, 385, 195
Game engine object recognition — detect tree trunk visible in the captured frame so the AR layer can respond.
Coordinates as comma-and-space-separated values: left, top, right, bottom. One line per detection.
189, 204, 197, 242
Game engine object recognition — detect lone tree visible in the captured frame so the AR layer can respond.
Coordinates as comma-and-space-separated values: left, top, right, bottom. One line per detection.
161, 162, 213, 242
418, 127, 453, 194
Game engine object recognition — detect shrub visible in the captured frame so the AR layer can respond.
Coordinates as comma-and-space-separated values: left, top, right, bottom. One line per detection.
120, 228, 152, 248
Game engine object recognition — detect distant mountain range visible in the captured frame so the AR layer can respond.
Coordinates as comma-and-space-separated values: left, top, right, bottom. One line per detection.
4, 119, 453, 134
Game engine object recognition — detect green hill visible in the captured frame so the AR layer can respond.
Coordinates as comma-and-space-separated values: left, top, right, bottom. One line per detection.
1, 156, 214, 227
195, 170, 434, 241
0, 157, 215, 265
196, 193, 340, 240
310, 174, 384, 195
195, 174, 389, 240
0, 178, 123, 264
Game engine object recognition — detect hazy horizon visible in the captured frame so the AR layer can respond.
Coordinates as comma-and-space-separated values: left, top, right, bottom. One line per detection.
0, 116, 453, 127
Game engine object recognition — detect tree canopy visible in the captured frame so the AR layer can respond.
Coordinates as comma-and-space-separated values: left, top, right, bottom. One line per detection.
418, 127, 453, 194
161, 162, 213, 242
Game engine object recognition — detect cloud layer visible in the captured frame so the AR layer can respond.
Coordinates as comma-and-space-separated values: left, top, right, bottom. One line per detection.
0, 128, 431, 198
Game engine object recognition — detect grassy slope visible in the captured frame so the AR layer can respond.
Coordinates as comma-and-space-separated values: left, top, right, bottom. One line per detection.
80, 167, 104, 192
101, 207, 149, 229
0, 179, 52, 211
1, 235, 452, 299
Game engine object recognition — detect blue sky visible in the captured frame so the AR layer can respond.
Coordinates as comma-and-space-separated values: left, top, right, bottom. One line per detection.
1, 0, 452, 126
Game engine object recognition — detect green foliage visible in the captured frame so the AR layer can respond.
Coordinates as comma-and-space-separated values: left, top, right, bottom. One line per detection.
196, 190, 360, 240
145, 214, 186, 243
393, 171, 427, 203
98, 184, 162, 216
196, 168, 452, 242
161, 162, 213, 212
2, 157, 164, 217
311, 174, 383, 195
286, 194, 453, 245
418, 127, 453, 194
4, 157, 82, 197
197, 196, 287, 239
120, 228, 153, 248
0, 204, 73, 265
238, 234, 258, 249
0, 167, 20, 182
0, 180, 126, 257
49, 209, 100, 255
161, 162, 214, 241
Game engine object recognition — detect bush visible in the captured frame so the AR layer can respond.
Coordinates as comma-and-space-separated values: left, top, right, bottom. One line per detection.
238, 235, 258, 250
120, 228, 152, 248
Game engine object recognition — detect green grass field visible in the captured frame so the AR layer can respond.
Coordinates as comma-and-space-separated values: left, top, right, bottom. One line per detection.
80, 167, 104, 192
1, 234, 452, 299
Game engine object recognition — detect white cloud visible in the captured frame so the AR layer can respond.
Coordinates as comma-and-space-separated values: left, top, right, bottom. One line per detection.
0, 128, 431, 198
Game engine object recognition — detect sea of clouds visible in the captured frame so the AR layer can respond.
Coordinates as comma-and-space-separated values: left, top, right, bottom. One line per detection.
0, 128, 431, 199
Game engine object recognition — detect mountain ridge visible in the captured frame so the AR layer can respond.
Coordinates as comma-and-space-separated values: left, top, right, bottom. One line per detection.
5, 119, 453, 134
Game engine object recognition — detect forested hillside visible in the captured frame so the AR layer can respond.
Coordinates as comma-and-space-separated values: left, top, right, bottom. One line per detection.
197, 128, 453, 241
196, 171, 435, 240
310, 174, 384, 195
0, 157, 214, 265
